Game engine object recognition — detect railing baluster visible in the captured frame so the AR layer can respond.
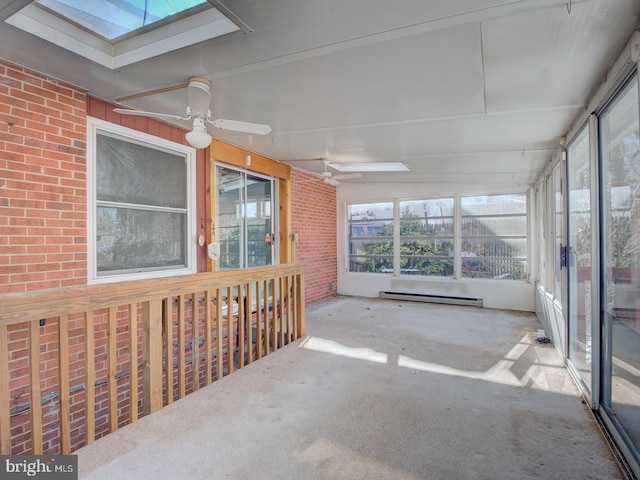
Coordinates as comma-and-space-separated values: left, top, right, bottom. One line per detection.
255, 281, 263, 360
286, 275, 292, 344
58, 314, 71, 454
128, 303, 138, 422
85, 311, 95, 445
177, 295, 186, 398
270, 278, 277, 351
263, 279, 270, 355
29, 320, 42, 454
298, 273, 306, 336
245, 283, 252, 365
226, 287, 234, 375
292, 275, 298, 340
278, 276, 285, 349
191, 293, 200, 391
215, 288, 223, 380
163, 297, 173, 405
204, 290, 212, 385
107, 307, 118, 433
142, 298, 163, 414
238, 284, 245, 369
0, 325, 10, 454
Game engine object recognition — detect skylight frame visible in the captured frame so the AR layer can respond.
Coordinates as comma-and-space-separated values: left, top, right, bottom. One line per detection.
34, 0, 211, 42
6, 1, 242, 69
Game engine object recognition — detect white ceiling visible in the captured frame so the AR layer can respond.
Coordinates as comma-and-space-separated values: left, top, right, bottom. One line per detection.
1, 0, 639, 186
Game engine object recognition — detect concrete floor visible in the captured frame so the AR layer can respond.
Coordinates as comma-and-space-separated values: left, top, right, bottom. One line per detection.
76, 297, 624, 480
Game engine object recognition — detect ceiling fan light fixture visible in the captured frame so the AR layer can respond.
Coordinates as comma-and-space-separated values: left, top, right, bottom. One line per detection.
185, 118, 212, 149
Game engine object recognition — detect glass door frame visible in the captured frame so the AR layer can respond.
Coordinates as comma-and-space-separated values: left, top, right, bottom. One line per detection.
594, 68, 640, 478
564, 115, 601, 409
214, 162, 277, 270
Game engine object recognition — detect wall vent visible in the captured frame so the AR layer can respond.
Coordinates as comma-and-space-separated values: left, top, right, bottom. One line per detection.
379, 291, 483, 308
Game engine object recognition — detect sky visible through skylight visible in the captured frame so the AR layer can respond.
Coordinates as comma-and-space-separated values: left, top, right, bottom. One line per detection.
36, 0, 207, 40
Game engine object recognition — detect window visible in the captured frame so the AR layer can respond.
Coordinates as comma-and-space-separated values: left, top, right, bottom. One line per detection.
398, 198, 454, 276
348, 194, 527, 280
347, 202, 394, 273
460, 194, 527, 280
87, 117, 196, 282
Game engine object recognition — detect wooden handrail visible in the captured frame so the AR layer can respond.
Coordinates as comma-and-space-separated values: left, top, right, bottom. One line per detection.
0, 264, 306, 326
0, 264, 306, 455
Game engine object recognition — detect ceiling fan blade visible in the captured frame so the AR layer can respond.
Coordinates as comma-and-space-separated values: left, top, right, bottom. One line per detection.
209, 118, 272, 135
333, 173, 362, 180
187, 77, 211, 115
113, 108, 190, 122
327, 178, 340, 186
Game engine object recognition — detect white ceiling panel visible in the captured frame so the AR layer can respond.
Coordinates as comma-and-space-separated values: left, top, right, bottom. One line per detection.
483, 0, 640, 112
1, 0, 639, 187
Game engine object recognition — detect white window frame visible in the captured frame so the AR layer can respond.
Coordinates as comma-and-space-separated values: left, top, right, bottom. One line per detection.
87, 116, 197, 284
459, 192, 529, 280
346, 191, 529, 281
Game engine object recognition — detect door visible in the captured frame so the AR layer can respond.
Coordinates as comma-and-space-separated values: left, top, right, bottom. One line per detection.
215, 165, 275, 269
599, 73, 640, 472
566, 124, 594, 397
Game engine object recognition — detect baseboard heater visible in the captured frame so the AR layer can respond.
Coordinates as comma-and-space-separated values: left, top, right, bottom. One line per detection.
379, 291, 483, 308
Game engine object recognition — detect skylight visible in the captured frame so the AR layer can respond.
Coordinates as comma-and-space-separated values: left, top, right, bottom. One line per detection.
35, 0, 209, 41
6, 0, 242, 69
330, 162, 410, 172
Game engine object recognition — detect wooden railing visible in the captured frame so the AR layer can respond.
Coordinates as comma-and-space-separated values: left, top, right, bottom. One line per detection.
0, 264, 305, 455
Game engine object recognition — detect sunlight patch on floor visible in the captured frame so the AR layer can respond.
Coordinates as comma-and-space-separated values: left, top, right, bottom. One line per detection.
301, 334, 571, 392
299, 336, 388, 363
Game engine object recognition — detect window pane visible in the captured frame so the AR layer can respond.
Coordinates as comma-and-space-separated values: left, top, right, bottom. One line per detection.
97, 133, 186, 208
461, 194, 526, 215
600, 75, 640, 452
246, 174, 272, 267
462, 259, 527, 279
461, 216, 526, 236
400, 239, 454, 255
567, 125, 593, 394
399, 255, 454, 276
348, 255, 394, 274
398, 198, 454, 218
96, 206, 186, 273
348, 203, 394, 274
461, 193, 528, 281
399, 197, 454, 277
461, 238, 527, 258
554, 167, 563, 301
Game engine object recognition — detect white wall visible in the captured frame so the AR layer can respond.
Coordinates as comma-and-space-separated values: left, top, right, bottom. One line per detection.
337, 182, 535, 311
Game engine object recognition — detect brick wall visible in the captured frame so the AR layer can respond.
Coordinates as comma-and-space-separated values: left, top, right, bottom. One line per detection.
0, 62, 87, 293
1, 62, 339, 455
290, 168, 338, 304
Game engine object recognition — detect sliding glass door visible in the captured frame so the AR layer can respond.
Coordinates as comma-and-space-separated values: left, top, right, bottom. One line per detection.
215, 164, 275, 269
566, 125, 594, 396
599, 73, 640, 465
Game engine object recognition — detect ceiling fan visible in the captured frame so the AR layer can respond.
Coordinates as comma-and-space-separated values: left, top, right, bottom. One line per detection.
308, 160, 363, 186
113, 77, 272, 149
